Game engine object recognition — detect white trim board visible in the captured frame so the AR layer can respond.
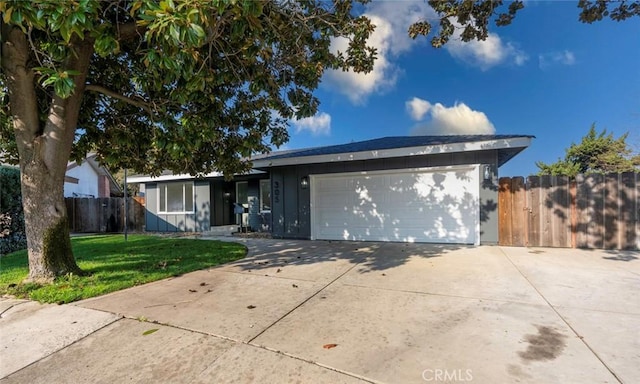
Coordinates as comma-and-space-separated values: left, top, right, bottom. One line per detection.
253, 137, 532, 168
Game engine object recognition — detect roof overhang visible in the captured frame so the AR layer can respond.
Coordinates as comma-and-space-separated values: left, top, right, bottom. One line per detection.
252, 136, 533, 168
128, 169, 267, 183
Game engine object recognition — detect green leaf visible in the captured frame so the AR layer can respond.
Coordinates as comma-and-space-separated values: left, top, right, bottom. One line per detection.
142, 329, 159, 336
11, 8, 22, 24
59, 23, 71, 43
169, 24, 180, 43
190, 23, 205, 39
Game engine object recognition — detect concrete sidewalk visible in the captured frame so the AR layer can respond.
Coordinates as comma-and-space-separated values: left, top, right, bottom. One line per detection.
1, 238, 638, 383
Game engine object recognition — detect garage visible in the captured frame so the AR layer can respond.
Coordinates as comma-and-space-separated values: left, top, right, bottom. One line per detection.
310, 166, 480, 244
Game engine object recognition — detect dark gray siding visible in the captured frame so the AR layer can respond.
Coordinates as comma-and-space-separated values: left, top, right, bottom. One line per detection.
271, 173, 284, 236
269, 150, 500, 243
479, 163, 499, 244
144, 180, 210, 232
269, 166, 309, 239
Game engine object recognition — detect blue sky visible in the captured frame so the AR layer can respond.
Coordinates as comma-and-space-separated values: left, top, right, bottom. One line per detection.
283, 1, 640, 177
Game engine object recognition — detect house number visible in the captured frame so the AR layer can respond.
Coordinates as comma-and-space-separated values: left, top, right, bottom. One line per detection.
273, 181, 280, 204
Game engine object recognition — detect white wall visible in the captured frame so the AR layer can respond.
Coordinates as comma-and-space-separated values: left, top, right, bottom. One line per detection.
64, 162, 99, 197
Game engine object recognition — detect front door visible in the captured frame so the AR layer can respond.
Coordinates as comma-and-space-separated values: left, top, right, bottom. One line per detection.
212, 181, 235, 226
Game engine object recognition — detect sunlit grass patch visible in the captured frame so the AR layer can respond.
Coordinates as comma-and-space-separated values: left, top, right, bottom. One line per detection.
0, 234, 246, 304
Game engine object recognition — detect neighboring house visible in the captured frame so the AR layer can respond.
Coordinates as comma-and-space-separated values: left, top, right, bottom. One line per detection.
129, 134, 533, 245
64, 154, 122, 198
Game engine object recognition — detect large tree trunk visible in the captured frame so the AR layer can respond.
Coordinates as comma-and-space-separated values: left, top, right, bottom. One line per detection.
2, 24, 94, 282
20, 152, 81, 281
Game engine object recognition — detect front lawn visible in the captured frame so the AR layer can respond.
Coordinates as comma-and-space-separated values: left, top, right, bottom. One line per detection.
0, 234, 246, 304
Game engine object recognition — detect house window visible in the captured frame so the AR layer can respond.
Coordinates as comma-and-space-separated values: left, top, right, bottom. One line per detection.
158, 182, 194, 213
260, 179, 271, 212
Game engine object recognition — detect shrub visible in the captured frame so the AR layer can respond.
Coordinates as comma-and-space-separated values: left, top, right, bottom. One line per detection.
1, 165, 26, 255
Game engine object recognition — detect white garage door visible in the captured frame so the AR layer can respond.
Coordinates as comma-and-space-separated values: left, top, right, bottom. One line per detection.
310, 166, 480, 244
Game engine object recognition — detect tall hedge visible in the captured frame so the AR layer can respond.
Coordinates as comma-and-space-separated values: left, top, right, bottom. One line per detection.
1, 165, 26, 255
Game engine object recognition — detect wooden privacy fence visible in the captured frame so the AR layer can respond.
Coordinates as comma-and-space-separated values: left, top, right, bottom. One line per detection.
65, 197, 145, 233
499, 173, 639, 250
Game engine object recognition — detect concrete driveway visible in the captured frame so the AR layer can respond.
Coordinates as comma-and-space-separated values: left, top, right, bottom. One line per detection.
1, 238, 638, 383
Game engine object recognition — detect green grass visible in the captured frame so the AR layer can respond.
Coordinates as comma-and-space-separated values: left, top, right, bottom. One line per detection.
0, 234, 246, 304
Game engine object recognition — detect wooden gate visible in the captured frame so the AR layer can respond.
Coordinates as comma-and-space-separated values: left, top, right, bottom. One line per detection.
498, 173, 639, 250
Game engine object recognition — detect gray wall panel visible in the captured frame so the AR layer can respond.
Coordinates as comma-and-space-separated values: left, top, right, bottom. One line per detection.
297, 165, 311, 238
195, 181, 210, 231
145, 183, 158, 231
271, 173, 285, 237
478, 153, 499, 244
283, 167, 299, 236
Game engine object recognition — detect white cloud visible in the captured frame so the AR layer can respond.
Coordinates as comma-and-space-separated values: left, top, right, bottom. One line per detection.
323, 3, 528, 102
444, 29, 528, 70
538, 50, 576, 69
291, 112, 331, 136
406, 97, 432, 121
366, 1, 435, 56
408, 99, 495, 135
323, 2, 434, 104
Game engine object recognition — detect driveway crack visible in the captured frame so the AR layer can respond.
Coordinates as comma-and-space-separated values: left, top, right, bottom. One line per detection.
246, 244, 387, 344
0, 300, 30, 318
500, 247, 624, 384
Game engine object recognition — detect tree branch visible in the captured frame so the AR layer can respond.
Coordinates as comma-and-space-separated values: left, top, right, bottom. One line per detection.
1, 23, 41, 140
85, 84, 154, 117
115, 21, 145, 41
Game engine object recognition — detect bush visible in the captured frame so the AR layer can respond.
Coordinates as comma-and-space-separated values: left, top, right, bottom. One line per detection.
1, 165, 26, 255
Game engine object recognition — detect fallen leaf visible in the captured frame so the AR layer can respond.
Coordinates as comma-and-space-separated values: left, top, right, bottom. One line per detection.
143, 329, 159, 336
247, 305, 256, 309
323, 343, 338, 349
189, 289, 197, 293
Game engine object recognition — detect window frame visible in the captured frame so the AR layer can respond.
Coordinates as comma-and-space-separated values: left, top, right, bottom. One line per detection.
157, 181, 195, 214
259, 179, 271, 213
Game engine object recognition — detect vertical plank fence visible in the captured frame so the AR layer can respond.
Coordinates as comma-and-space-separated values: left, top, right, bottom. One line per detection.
499, 172, 639, 250
65, 197, 145, 233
